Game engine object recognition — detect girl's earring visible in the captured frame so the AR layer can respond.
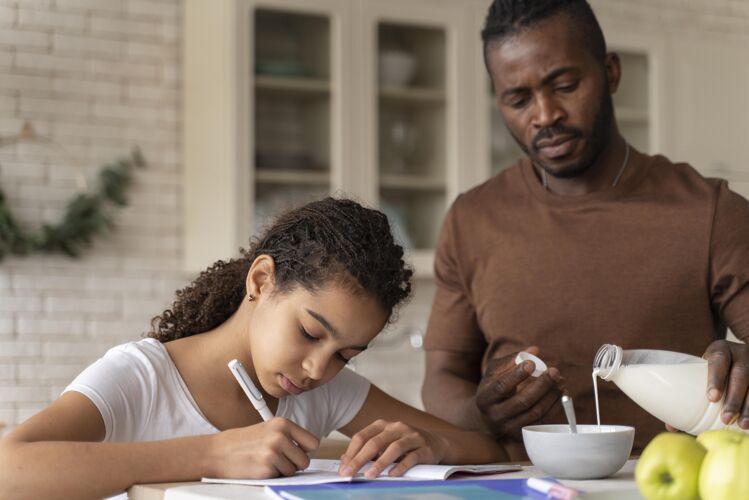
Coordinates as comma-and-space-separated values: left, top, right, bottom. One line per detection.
248, 294, 255, 302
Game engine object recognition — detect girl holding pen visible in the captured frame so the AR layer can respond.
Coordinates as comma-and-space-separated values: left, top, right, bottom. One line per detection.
0, 197, 509, 499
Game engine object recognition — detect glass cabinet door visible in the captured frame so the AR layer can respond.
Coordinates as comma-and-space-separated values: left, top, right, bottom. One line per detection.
354, 0, 463, 276
613, 50, 650, 153
251, 8, 334, 233
376, 22, 447, 251
489, 81, 524, 176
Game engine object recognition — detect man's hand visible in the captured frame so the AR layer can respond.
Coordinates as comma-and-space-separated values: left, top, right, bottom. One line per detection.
475, 346, 565, 441
703, 340, 749, 429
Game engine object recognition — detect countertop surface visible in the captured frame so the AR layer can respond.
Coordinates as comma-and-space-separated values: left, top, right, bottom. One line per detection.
128, 459, 644, 500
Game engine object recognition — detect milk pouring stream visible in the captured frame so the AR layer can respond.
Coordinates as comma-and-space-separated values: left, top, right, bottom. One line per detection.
592, 344, 749, 436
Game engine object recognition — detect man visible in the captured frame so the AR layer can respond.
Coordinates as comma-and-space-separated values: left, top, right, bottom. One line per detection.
422, 0, 749, 454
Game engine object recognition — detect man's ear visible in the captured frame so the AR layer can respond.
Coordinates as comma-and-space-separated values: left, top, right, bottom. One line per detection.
245, 255, 276, 300
604, 52, 622, 94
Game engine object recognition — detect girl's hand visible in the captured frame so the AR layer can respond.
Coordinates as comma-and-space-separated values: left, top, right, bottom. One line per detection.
337, 419, 447, 479
207, 417, 319, 479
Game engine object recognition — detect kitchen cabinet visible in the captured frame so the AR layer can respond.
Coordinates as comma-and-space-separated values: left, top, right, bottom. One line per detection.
184, 0, 466, 276
182, 0, 675, 277
358, 0, 468, 265
252, 8, 338, 234
183, 0, 350, 271
595, 13, 749, 188
665, 34, 749, 183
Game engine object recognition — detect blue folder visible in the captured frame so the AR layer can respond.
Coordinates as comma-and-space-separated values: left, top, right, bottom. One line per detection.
265, 477, 554, 499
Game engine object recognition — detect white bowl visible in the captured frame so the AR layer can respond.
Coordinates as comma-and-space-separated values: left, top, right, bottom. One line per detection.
522, 424, 634, 479
378, 50, 416, 87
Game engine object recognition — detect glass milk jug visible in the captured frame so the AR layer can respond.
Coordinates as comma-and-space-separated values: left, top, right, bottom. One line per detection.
593, 344, 749, 436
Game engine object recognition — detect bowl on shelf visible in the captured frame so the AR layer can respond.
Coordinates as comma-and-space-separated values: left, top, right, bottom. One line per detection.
522, 424, 634, 479
378, 50, 417, 87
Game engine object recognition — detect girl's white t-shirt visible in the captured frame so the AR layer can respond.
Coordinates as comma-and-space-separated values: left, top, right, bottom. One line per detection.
63, 338, 370, 442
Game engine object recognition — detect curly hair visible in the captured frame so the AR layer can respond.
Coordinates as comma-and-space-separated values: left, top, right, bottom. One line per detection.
482, 0, 606, 64
149, 197, 413, 342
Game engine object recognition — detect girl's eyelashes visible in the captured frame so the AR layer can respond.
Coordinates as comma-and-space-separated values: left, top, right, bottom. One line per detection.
299, 325, 318, 341
299, 324, 351, 364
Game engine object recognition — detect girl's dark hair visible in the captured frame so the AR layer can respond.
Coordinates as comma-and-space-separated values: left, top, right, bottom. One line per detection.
482, 0, 606, 63
149, 197, 413, 342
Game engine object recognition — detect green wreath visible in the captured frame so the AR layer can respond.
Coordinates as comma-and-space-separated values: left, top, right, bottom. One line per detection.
0, 148, 145, 261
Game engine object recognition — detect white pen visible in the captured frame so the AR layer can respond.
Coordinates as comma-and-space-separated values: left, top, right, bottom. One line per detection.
228, 359, 274, 421
526, 477, 579, 500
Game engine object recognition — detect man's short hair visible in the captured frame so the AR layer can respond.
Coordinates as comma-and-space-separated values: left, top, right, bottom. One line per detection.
482, 0, 607, 62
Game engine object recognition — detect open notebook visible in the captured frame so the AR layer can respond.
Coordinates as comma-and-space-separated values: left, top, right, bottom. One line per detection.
202, 458, 522, 486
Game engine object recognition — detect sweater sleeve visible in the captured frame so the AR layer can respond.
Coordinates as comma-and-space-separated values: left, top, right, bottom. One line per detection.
709, 181, 749, 342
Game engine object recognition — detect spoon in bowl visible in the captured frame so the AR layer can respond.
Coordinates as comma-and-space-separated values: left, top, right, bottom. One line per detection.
561, 395, 578, 434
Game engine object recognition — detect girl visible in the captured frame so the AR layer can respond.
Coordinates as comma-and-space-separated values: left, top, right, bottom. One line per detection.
0, 198, 508, 499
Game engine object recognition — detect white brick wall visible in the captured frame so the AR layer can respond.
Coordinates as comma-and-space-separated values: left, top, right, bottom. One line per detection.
0, 0, 186, 434
0, 0, 747, 437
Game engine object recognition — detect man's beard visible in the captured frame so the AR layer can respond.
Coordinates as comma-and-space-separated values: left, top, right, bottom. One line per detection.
509, 90, 614, 180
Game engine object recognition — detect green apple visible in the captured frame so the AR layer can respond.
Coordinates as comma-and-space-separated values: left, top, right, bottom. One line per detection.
635, 432, 706, 500
697, 429, 749, 500
696, 428, 744, 451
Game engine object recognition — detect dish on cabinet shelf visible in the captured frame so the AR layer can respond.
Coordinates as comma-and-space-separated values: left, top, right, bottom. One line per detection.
378, 50, 417, 87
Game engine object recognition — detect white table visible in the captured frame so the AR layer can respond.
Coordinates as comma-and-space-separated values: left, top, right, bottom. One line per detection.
128, 459, 643, 499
